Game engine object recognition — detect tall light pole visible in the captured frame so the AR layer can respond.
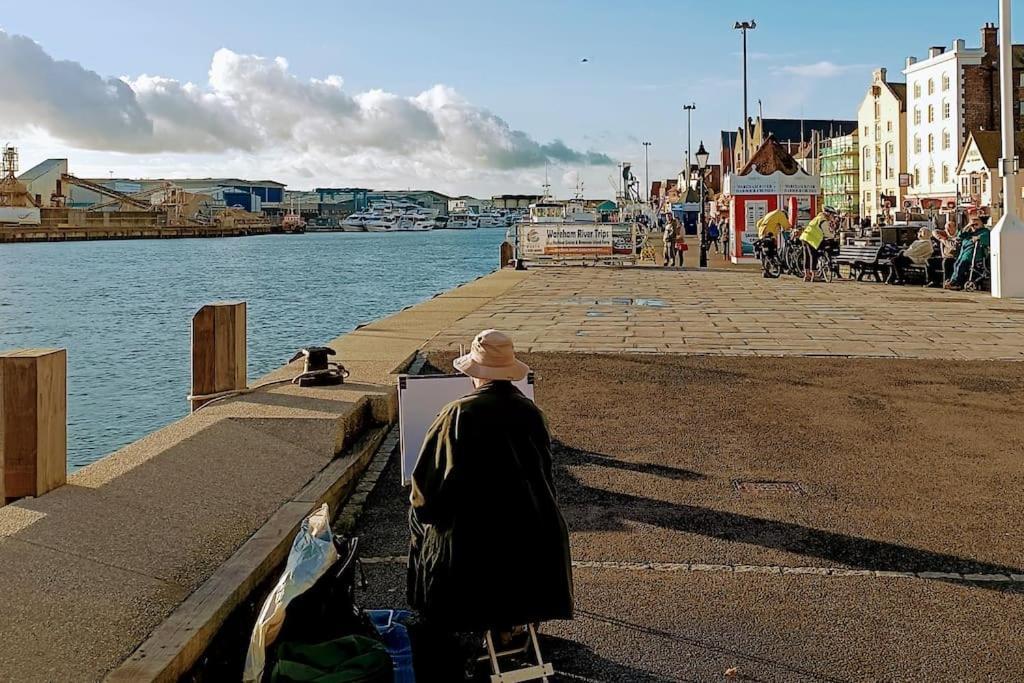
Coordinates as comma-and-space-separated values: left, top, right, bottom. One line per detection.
682, 104, 696, 188
642, 141, 652, 203
734, 20, 757, 167
992, 0, 1024, 297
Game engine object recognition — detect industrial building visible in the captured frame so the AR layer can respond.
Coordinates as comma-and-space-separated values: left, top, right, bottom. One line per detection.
366, 190, 451, 216
491, 194, 543, 209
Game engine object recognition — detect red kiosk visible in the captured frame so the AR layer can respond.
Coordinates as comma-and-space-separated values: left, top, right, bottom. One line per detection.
722, 135, 820, 263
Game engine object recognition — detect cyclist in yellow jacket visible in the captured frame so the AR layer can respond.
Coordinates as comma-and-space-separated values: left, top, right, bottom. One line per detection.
799, 206, 837, 282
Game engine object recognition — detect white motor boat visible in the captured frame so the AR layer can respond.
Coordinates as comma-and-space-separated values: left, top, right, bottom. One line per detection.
365, 214, 401, 232
446, 214, 479, 230
477, 212, 506, 228
341, 211, 372, 232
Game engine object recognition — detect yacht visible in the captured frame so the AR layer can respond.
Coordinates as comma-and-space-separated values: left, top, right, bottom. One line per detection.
446, 214, 479, 230
365, 214, 401, 232
477, 211, 506, 228
341, 211, 373, 232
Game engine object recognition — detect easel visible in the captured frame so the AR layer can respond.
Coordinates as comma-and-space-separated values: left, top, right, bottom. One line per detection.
479, 624, 554, 682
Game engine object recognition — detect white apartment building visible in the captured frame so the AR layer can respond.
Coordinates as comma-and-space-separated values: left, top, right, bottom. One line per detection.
903, 40, 987, 211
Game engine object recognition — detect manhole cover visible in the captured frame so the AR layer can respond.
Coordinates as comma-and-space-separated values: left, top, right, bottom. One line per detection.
733, 480, 805, 494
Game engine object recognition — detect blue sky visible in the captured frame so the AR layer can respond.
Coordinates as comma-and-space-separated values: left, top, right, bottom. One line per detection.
0, 0, 1018, 196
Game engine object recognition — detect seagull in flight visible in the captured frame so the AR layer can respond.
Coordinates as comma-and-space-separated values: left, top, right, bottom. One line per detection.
581, 58, 589, 63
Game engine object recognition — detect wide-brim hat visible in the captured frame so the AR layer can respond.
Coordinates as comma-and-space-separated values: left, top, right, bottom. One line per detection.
453, 329, 529, 381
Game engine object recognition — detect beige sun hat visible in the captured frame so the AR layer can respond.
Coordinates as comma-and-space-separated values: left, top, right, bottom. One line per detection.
453, 329, 530, 381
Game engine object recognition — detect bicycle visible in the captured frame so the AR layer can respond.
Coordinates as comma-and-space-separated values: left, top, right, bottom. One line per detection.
753, 236, 782, 278
816, 238, 841, 283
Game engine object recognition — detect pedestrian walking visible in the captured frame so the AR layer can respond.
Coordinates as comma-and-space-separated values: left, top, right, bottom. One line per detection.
721, 220, 730, 259
707, 220, 720, 253
673, 218, 688, 268
662, 219, 677, 267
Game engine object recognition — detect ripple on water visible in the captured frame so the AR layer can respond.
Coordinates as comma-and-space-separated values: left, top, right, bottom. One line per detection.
0, 230, 506, 470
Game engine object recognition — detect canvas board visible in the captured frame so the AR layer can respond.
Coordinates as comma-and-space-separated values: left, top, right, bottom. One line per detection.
397, 373, 535, 484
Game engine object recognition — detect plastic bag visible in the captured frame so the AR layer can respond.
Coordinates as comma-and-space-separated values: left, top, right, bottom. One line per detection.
244, 504, 340, 682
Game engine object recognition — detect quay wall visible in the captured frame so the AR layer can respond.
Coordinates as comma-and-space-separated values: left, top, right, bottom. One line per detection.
0, 267, 529, 682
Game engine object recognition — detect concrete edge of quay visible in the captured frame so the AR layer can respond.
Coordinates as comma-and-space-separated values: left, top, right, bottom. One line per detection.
0, 267, 531, 682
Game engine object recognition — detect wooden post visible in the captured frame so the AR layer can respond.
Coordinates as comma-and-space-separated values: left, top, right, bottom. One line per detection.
500, 241, 514, 268
190, 302, 247, 412
0, 349, 67, 502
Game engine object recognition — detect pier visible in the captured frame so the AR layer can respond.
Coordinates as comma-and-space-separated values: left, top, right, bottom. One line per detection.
1, 265, 1022, 680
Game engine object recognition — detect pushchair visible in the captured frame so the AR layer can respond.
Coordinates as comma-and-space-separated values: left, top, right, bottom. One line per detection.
962, 243, 991, 292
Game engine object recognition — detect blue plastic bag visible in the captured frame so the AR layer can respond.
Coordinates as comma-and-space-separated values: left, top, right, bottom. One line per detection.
367, 610, 415, 683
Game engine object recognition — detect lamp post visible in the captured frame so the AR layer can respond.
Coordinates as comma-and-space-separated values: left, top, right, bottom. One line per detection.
992, 0, 1024, 298
682, 104, 696, 188
642, 141, 652, 203
696, 141, 710, 269
734, 20, 757, 167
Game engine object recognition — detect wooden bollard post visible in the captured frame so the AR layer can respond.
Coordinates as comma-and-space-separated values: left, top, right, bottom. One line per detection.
499, 241, 514, 269
190, 302, 247, 412
0, 349, 67, 503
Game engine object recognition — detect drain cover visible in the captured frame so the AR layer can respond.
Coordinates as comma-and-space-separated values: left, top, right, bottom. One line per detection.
733, 480, 805, 494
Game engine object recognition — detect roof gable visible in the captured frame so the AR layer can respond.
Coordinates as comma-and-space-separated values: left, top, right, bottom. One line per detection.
739, 134, 806, 176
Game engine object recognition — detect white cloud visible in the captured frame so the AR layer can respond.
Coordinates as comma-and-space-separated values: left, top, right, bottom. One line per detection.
775, 61, 867, 78
0, 30, 612, 192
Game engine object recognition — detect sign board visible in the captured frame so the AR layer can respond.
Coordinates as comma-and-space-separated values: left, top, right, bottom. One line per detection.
724, 171, 820, 196
397, 373, 535, 484
899, 173, 913, 188
519, 224, 614, 257
0, 207, 41, 225
742, 200, 768, 256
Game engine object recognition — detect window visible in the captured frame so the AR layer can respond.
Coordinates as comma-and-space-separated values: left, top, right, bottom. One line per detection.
1019, 99, 1024, 117
942, 73, 950, 91
887, 120, 893, 132
874, 101, 880, 118
914, 135, 922, 153
914, 167, 921, 186
863, 146, 872, 181
928, 166, 935, 185
914, 82, 921, 99
942, 164, 950, 184
886, 142, 895, 178
914, 107, 921, 125
875, 124, 881, 139
928, 134, 934, 152
863, 125, 869, 137
928, 78, 935, 95
927, 104, 935, 123
942, 99, 950, 119
942, 129, 950, 150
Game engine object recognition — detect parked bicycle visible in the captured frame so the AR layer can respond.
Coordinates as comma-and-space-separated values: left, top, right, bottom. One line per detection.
753, 236, 782, 278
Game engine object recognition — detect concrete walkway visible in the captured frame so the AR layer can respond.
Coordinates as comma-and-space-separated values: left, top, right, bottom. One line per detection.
0, 270, 527, 682
429, 267, 1024, 360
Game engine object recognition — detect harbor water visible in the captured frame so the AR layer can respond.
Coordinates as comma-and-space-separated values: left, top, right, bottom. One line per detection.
0, 230, 506, 469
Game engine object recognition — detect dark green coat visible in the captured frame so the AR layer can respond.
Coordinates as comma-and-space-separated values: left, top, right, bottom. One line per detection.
407, 381, 573, 631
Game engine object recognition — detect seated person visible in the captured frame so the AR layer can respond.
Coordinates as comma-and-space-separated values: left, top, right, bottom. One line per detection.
946, 218, 991, 290
926, 226, 958, 288
408, 330, 573, 640
887, 228, 935, 284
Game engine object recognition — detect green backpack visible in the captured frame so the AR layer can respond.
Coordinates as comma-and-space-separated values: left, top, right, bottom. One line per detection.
270, 635, 393, 683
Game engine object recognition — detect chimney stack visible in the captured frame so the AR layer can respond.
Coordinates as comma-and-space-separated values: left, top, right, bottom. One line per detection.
982, 22, 998, 57
928, 46, 946, 59
873, 67, 887, 83
906, 56, 918, 68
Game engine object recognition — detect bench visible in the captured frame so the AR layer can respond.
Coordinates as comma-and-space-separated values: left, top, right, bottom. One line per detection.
835, 245, 887, 281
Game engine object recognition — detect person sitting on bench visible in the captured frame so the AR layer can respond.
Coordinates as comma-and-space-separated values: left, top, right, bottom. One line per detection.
887, 228, 935, 285
407, 330, 573, 672
926, 226, 958, 288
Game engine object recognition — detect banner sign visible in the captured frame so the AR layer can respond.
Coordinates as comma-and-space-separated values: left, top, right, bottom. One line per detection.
725, 172, 820, 196
520, 225, 614, 257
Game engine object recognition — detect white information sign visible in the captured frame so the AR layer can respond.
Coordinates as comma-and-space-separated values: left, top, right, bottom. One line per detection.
743, 200, 768, 255
519, 225, 613, 257
397, 373, 535, 485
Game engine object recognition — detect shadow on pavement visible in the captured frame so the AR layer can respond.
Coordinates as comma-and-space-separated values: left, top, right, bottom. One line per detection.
556, 444, 1024, 588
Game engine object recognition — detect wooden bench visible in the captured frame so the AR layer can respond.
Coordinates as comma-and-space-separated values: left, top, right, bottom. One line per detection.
835, 245, 886, 281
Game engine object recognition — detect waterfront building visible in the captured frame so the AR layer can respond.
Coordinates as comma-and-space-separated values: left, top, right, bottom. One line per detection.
448, 195, 488, 214
490, 194, 543, 209
857, 68, 908, 224
16, 158, 68, 207
903, 24, 1024, 215
956, 130, 1024, 223
366, 190, 452, 216
727, 118, 858, 174
64, 176, 285, 213
819, 131, 860, 218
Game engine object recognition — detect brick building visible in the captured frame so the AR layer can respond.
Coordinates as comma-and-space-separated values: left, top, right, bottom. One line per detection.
903, 24, 1024, 213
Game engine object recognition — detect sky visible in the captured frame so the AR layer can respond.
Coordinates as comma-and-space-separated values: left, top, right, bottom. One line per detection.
0, 0, 1019, 198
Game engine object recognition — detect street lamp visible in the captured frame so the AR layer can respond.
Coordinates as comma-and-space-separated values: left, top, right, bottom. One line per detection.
734, 20, 757, 167
682, 104, 696, 187
696, 141, 710, 269
642, 141, 652, 203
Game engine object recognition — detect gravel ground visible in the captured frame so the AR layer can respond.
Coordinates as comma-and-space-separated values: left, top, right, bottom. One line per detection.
353, 352, 1024, 681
